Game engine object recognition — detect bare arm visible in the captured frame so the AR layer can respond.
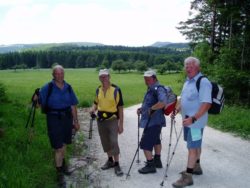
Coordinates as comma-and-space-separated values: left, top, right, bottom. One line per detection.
89, 103, 97, 114
151, 101, 166, 110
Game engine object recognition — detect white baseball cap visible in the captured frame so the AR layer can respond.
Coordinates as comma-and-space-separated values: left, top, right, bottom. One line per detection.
99, 69, 109, 76
144, 70, 156, 77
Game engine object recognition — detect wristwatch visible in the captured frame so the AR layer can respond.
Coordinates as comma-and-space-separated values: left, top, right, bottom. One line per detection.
191, 116, 197, 123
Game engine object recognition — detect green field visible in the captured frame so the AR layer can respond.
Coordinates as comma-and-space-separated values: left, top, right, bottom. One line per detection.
0, 68, 184, 107
0, 69, 249, 187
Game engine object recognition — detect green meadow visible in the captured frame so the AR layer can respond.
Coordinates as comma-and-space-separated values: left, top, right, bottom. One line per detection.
0, 69, 249, 187
0, 68, 183, 107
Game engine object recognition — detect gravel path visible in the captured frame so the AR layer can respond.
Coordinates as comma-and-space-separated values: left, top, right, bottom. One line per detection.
66, 105, 250, 188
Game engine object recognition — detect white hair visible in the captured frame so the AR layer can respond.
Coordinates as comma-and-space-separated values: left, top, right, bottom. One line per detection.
52, 65, 64, 74
184, 57, 200, 67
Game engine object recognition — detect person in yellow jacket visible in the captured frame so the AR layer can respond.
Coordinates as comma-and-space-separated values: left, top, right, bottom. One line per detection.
89, 69, 124, 176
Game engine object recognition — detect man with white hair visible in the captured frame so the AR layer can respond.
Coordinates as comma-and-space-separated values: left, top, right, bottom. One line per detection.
37, 65, 80, 186
172, 57, 212, 188
137, 70, 167, 174
90, 69, 124, 176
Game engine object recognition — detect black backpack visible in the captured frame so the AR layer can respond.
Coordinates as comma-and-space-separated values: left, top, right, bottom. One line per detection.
196, 76, 224, 114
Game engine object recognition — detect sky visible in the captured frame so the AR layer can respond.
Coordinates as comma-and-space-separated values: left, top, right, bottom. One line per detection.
0, 0, 192, 47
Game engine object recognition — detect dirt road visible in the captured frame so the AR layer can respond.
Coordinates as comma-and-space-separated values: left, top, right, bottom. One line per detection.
66, 105, 250, 188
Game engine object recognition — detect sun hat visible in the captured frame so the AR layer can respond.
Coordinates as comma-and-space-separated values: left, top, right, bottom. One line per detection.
99, 69, 109, 76
143, 70, 156, 77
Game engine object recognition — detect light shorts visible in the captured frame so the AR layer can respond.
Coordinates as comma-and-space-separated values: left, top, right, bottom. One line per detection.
184, 127, 204, 149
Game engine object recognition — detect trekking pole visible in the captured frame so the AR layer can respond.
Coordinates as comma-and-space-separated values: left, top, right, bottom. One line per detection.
26, 88, 40, 129
126, 115, 151, 179
136, 114, 140, 163
160, 116, 183, 187
126, 144, 139, 179
25, 100, 38, 143
89, 113, 96, 139
25, 100, 37, 128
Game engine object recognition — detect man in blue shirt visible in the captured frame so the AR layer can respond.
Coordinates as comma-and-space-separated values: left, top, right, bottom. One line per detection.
36, 65, 80, 186
172, 57, 212, 188
137, 70, 167, 174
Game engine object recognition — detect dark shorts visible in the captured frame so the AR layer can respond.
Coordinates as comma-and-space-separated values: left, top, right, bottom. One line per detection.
184, 127, 204, 149
97, 118, 120, 156
46, 113, 73, 149
140, 125, 162, 151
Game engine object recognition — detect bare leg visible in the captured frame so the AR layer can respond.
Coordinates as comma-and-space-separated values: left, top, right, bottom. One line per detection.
154, 144, 162, 155
197, 148, 201, 160
114, 154, 119, 162
187, 148, 198, 169
55, 145, 66, 167
144, 150, 153, 160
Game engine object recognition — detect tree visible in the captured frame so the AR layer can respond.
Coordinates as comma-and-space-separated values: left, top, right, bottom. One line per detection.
135, 60, 147, 72
111, 59, 127, 73
177, 0, 250, 105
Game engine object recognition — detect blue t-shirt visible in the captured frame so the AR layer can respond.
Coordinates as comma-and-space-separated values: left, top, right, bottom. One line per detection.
39, 80, 78, 110
181, 72, 212, 128
140, 82, 167, 128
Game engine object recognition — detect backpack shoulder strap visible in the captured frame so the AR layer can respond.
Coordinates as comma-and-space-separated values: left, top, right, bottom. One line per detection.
111, 84, 119, 100
95, 85, 101, 96
196, 75, 206, 92
46, 82, 53, 102
67, 84, 72, 93
43, 81, 53, 110
151, 85, 164, 101
95, 84, 119, 101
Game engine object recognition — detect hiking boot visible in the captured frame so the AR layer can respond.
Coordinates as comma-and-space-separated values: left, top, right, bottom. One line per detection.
180, 164, 203, 175
193, 163, 203, 175
154, 156, 163, 168
101, 160, 115, 170
172, 172, 193, 188
114, 165, 124, 176
57, 171, 65, 187
62, 163, 72, 176
62, 159, 72, 176
138, 161, 156, 174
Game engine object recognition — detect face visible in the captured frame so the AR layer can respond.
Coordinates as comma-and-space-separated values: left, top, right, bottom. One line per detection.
53, 68, 64, 83
185, 62, 200, 79
99, 74, 110, 85
144, 76, 155, 87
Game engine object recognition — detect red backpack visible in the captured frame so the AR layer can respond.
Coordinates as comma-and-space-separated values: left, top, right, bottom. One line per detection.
155, 86, 177, 116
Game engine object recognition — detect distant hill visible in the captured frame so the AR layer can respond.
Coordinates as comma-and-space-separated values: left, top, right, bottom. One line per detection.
0, 42, 104, 53
0, 41, 189, 53
151, 41, 189, 48
151, 41, 172, 47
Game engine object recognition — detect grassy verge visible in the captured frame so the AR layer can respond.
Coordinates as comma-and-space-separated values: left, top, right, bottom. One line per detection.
0, 100, 56, 187
209, 105, 250, 139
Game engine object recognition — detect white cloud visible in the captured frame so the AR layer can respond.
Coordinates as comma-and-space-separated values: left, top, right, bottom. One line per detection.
0, 0, 191, 46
